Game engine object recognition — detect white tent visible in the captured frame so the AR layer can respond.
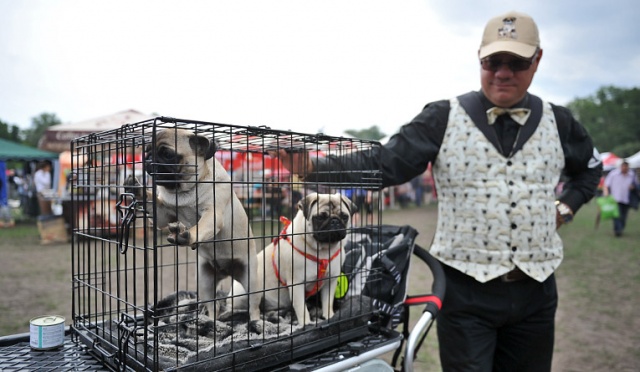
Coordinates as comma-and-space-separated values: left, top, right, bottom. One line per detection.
625, 150, 640, 168
38, 109, 153, 153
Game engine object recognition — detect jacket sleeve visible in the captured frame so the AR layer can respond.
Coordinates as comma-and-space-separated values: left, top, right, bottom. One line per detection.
552, 104, 603, 213
308, 100, 449, 188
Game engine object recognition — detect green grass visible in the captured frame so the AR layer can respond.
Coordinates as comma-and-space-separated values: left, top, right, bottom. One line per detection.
0, 222, 40, 239
558, 201, 640, 299
553, 201, 640, 370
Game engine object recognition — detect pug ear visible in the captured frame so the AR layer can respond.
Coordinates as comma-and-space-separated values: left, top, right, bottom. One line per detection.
341, 195, 358, 216
298, 193, 318, 220
189, 134, 217, 160
206, 140, 218, 160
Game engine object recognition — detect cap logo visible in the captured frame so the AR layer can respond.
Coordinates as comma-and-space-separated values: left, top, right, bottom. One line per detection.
498, 17, 518, 40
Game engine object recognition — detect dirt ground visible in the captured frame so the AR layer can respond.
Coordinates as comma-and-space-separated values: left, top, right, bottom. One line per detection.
1, 203, 638, 371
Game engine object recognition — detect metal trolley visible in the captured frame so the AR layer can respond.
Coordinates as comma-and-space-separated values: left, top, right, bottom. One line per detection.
0, 117, 445, 371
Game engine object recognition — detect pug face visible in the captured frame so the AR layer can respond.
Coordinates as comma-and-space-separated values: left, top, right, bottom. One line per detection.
145, 129, 217, 190
299, 193, 357, 243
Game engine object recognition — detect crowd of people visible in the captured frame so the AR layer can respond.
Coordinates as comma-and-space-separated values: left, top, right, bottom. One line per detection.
2, 161, 54, 221
394, 169, 437, 208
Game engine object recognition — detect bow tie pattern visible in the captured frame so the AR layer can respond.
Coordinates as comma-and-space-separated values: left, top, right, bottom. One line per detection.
486, 107, 531, 125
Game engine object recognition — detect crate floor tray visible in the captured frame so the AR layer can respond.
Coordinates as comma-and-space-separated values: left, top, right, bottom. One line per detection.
75, 294, 377, 371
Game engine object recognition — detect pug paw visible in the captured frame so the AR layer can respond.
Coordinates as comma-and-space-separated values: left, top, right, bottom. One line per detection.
123, 175, 143, 198
167, 222, 191, 246
248, 320, 263, 334
123, 174, 140, 186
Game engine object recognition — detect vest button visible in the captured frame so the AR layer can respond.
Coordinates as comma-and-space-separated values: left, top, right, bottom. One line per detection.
511, 223, 517, 229
511, 202, 517, 207
512, 246, 517, 252
507, 161, 513, 166
509, 181, 514, 186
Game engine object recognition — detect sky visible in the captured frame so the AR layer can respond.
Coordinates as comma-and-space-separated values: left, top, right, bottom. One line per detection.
1, 0, 639, 138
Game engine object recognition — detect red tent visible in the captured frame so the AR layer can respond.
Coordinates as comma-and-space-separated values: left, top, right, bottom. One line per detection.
601, 152, 622, 171
215, 151, 291, 178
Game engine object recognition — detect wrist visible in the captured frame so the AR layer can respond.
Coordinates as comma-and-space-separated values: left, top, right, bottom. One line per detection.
555, 201, 574, 224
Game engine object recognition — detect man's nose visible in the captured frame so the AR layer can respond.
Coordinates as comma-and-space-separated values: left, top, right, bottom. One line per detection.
494, 63, 514, 75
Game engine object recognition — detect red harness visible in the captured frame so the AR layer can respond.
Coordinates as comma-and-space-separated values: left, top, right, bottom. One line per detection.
271, 216, 342, 298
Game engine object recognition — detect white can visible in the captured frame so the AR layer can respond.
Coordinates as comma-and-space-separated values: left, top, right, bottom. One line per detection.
30, 315, 65, 350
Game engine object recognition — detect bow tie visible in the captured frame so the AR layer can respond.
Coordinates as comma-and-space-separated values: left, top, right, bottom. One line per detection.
486, 107, 531, 125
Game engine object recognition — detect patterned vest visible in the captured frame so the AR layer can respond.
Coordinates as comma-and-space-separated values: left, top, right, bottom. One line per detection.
430, 97, 565, 283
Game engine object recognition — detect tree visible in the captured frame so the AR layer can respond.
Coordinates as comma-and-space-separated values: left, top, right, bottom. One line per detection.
344, 125, 386, 141
0, 119, 21, 142
567, 86, 640, 157
22, 113, 62, 148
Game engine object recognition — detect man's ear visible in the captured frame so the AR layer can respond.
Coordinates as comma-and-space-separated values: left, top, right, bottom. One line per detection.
189, 134, 217, 160
298, 193, 318, 219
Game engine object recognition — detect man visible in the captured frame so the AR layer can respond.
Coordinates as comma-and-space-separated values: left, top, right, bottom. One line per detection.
603, 161, 637, 237
34, 161, 53, 216
277, 11, 601, 371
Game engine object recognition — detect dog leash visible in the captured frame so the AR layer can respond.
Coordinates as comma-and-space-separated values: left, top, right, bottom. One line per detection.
272, 216, 341, 298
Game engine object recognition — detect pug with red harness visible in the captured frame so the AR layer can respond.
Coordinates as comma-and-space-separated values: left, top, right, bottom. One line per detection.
259, 193, 356, 325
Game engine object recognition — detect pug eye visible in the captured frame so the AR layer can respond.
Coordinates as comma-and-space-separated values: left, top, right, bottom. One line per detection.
339, 212, 349, 222
158, 147, 176, 160
313, 213, 329, 223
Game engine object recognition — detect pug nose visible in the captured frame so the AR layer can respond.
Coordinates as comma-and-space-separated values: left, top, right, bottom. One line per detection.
329, 217, 342, 229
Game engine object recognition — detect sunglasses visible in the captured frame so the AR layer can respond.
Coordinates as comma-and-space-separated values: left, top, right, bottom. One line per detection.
480, 55, 535, 72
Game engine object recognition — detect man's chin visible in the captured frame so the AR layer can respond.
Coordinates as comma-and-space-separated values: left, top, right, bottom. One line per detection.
486, 90, 523, 107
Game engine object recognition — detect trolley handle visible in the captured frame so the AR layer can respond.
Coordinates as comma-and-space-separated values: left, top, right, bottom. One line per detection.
405, 244, 445, 316
401, 244, 446, 372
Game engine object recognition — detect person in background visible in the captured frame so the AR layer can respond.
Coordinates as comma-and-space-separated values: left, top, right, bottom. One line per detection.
276, 11, 602, 371
410, 175, 424, 207
34, 161, 53, 216
394, 181, 413, 208
0, 176, 13, 228
422, 167, 436, 204
603, 161, 637, 237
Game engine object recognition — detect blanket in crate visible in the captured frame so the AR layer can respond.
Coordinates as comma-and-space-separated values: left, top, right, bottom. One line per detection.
93, 225, 417, 370
127, 291, 375, 371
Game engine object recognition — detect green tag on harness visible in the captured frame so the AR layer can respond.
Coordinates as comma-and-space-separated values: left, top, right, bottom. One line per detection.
335, 272, 349, 299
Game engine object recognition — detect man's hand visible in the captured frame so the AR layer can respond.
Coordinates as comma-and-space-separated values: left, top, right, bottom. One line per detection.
555, 210, 564, 230
555, 201, 573, 229
274, 149, 314, 176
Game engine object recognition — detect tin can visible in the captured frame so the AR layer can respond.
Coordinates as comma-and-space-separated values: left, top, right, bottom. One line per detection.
30, 315, 65, 350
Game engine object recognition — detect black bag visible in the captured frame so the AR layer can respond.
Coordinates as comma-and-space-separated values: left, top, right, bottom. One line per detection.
335, 225, 418, 328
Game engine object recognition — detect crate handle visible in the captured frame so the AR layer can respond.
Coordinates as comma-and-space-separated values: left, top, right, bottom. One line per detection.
116, 193, 138, 254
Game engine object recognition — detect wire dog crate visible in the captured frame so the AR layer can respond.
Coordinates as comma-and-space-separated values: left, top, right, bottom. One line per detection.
70, 117, 387, 371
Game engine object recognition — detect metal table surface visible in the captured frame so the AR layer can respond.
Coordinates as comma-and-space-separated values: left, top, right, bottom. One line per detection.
0, 334, 110, 372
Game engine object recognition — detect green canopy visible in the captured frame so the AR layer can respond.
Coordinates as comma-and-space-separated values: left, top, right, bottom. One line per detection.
0, 138, 59, 161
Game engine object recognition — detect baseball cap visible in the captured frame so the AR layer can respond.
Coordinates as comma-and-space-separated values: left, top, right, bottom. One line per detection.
479, 11, 540, 59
